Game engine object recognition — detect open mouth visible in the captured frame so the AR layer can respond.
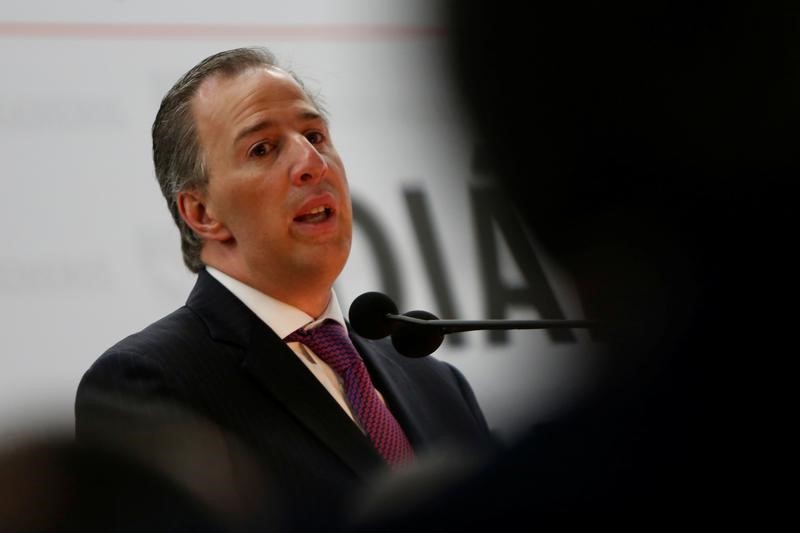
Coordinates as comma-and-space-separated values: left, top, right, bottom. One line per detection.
293, 205, 333, 224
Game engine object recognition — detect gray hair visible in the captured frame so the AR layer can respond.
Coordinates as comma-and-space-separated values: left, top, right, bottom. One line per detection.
152, 46, 323, 272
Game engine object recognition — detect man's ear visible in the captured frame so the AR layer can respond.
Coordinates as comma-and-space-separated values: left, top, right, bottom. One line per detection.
176, 188, 232, 242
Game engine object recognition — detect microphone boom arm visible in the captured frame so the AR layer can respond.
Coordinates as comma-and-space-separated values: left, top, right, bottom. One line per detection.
386, 314, 598, 334
347, 291, 598, 358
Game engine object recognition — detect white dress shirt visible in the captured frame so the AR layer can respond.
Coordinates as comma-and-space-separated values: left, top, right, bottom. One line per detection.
206, 267, 371, 428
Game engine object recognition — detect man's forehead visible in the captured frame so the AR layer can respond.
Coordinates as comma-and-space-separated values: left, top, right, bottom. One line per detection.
192, 66, 322, 127
192, 65, 320, 129
194, 65, 299, 99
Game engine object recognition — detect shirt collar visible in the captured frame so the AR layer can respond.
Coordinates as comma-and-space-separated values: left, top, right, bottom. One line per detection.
205, 266, 345, 340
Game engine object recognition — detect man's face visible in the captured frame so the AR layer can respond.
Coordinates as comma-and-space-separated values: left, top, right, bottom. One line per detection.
191, 66, 352, 298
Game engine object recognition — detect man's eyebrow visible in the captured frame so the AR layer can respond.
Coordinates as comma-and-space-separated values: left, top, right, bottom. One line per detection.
233, 111, 327, 145
234, 120, 274, 145
300, 110, 327, 123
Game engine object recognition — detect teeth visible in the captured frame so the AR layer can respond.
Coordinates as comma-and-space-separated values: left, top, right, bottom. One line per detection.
294, 205, 331, 223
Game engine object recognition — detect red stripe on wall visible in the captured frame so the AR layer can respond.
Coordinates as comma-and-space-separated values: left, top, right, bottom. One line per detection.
0, 21, 445, 40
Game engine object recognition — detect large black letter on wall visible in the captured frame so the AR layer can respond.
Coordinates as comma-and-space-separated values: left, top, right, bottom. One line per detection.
471, 186, 576, 344
404, 188, 463, 346
351, 197, 404, 311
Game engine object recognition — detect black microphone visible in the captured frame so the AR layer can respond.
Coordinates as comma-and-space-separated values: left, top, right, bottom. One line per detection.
348, 292, 598, 358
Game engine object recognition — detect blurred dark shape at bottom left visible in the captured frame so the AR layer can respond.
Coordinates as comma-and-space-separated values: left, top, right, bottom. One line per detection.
0, 433, 238, 533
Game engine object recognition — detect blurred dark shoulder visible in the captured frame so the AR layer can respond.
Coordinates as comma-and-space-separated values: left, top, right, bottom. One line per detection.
347, 0, 798, 521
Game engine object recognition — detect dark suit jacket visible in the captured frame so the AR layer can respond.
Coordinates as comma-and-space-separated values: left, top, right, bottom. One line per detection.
76, 270, 492, 531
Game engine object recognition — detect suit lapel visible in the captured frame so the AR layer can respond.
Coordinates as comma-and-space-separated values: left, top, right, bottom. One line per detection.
241, 325, 386, 478
187, 270, 385, 479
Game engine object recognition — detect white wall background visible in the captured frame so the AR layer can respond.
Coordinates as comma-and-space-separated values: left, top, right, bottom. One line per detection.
0, 0, 597, 442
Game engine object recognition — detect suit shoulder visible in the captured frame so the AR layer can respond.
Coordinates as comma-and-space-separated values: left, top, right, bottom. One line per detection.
355, 335, 482, 406
365, 336, 461, 379
102, 306, 210, 359
79, 306, 216, 385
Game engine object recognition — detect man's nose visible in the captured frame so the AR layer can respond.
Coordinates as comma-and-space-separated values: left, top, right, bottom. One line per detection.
289, 135, 328, 186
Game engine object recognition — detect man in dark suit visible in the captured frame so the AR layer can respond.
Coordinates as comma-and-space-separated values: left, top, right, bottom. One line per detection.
75, 47, 491, 532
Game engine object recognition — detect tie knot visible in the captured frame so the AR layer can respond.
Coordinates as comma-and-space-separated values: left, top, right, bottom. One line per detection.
284, 319, 360, 374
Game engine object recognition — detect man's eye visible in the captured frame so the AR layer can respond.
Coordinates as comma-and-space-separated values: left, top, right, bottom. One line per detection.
306, 132, 325, 144
249, 142, 270, 158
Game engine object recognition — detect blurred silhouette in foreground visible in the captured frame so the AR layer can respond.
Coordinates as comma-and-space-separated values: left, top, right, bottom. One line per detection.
0, 434, 234, 532
347, 0, 795, 525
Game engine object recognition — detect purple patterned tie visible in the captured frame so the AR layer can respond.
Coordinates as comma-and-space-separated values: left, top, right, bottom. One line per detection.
284, 319, 414, 468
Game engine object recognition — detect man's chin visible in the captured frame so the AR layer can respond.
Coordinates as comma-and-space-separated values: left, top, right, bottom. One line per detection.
289, 243, 349, 278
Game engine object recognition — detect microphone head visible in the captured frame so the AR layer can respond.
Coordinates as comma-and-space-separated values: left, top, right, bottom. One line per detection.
348, 292, 399, 340
391, 310, 445, 358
